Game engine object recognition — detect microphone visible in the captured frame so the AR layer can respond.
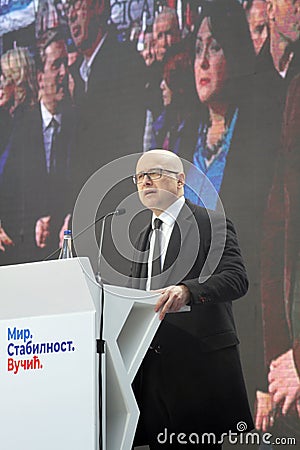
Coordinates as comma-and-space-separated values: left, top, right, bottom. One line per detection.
114, 208, 126, 216
95, 208, 126, 285
73, 208, 126, 241
43, 208, 126, 262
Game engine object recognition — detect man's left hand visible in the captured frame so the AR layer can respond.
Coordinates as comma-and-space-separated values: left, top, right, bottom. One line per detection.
153, 284, 190, 320
269, 349, 300, 415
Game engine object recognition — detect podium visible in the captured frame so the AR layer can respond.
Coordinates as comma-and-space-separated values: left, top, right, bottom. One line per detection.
0, 258, 162, 450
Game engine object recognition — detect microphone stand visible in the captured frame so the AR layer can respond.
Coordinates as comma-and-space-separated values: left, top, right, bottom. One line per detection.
95, 211, 113, 450
95, 212, 113, 285
93, 209, 125, 450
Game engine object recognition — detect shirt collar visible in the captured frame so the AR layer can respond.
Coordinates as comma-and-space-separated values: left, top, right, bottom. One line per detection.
279, 52, 294, 79
151, 196, 185, 229
80, 32, 108, 82
87, 32, 107, 69
40, 101, 62, 130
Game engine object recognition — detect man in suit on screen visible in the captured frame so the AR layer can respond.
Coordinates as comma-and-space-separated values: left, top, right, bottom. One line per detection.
0, 28, 75, 263
129, 150, 254, 449
64, 0, 145, 187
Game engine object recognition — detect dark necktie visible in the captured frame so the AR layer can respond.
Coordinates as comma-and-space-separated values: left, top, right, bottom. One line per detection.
50, 117, 59, 174
151, 218, 163, 289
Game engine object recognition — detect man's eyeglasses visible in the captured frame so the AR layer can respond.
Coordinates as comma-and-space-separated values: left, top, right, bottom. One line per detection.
132, 168, 179, 185
63, 0, 84, 16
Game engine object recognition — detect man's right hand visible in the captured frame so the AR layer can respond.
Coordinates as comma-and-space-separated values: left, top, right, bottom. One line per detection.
35, 216, 51, 248
0, 225, 14, 252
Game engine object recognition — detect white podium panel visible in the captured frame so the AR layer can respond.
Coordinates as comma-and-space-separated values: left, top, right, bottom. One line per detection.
0, 258, 100, 450
0, 258, 169, 450
103, 286, 161, 450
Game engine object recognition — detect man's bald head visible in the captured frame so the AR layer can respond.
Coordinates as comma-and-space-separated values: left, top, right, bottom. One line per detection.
136, 149, 184, 174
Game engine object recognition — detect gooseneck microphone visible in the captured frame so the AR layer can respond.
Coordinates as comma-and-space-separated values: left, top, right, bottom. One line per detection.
43, 208, 126, 262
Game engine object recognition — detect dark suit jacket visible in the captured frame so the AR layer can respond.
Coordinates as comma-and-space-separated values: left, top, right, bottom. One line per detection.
0, 103, 76, 264
130, 199, 253, 436
72, 30, 146, 194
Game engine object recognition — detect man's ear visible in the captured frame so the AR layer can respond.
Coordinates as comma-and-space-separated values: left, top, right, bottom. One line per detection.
177, 172, 185, 187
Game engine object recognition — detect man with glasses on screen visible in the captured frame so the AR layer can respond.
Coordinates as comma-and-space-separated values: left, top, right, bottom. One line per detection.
129, 150, 253, 449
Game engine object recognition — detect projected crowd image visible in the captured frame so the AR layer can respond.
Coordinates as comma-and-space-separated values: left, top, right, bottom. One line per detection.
1, 0, 300, 446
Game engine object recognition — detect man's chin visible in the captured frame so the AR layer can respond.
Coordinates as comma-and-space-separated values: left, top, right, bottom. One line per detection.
141, 196, 159, 211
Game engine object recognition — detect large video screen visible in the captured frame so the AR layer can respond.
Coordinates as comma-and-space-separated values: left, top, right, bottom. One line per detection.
1, 0, 300, 444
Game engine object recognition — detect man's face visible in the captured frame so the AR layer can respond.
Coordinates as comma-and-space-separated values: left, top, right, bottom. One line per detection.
153, 13, 180, 62
246, 0, 268, 54
135, 153, 183, 215
269, 0, 300, 42
140, 32, 155, 66
39, 40, 68, 112
67, 0, 105, 51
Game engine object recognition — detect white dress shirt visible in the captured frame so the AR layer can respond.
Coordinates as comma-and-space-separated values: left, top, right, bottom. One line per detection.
40, 101, 62, 173
146, 196, 185, 291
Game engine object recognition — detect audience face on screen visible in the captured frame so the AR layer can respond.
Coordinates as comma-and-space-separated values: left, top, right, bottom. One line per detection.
194, 17, 228, 105
160, 79, 172, 107
267, 0, 300, 42
66, 0, 105, 53
38, 40, 68, 114
245, 0, 268, 54
140, 32, 155, 66
153, 11, 180, 62
0, 75, 13, 108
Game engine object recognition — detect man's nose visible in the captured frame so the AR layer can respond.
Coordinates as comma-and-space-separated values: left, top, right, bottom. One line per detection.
142, 173, 152, 186
59, 63, 67, 79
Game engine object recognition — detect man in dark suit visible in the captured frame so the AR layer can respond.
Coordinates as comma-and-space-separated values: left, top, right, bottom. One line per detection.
64, 0, 145, 189
0, 28, 75, 264
130, 150, 254, 449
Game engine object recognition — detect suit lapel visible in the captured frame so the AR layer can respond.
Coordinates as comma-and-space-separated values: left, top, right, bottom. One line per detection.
132, 223, 151, 289
30, 106, 48, 177
162, 200, 195, 286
